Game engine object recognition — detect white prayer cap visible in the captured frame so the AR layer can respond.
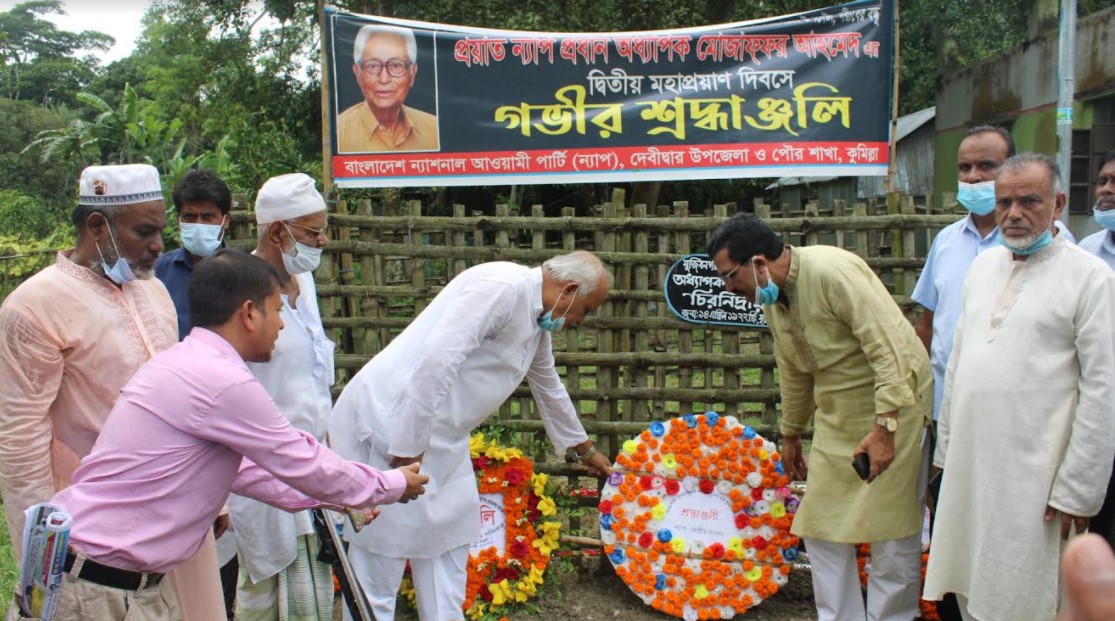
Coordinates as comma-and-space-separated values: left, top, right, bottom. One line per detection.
255, 173, 326, 224
78, 164, 163, 207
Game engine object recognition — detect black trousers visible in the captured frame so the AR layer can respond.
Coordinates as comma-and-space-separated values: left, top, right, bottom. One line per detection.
220, 556, 239, 620
1089, 453, 1115, 547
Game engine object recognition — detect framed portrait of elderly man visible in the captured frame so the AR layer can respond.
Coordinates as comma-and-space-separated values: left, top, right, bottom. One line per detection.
332, 21, 441, 154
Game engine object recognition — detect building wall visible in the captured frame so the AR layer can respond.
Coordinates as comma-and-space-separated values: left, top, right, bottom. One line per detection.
933, 6, 1115, 209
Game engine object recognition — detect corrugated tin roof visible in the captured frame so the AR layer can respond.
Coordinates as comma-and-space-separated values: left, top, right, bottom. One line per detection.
766, 106, 935, 190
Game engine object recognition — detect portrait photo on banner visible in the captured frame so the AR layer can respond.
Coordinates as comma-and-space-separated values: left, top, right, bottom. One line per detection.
331, 16, 442, 154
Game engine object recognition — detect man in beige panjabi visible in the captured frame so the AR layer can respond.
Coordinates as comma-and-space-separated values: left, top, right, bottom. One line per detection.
0, 164, 226, 621
707, 214, 932, 621
338, 24, 439, 153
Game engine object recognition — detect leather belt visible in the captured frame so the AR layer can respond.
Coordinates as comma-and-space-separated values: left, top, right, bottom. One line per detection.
64, 550, 164, 590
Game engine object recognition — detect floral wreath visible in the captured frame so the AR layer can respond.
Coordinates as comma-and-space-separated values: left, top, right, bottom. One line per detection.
601, 412, 799, 620
401, 433, 561, 621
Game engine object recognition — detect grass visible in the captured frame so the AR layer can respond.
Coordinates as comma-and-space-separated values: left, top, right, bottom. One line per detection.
0, 501, 17, 599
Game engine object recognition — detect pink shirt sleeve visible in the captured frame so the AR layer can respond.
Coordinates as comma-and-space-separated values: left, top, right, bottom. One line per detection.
196, 377, 406, 509
0, 307, 65, 555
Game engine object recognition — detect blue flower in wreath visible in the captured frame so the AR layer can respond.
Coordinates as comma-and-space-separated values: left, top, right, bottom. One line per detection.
775, 461, 785, 474
600, 514, 614, 531
655, 574, 668, 590
609, 548, 626, 564
704, 411, 719, 426
649, 421, 666, 437
783, 547, 799, 562
683, 413, 698, 428
742, 425, 757, 439
657, 528, 673, 543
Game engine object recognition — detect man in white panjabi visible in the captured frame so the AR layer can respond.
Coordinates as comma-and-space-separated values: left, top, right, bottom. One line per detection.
924, 153, 1115, 621
329, 251, 614, 621
228, 173, 337, 620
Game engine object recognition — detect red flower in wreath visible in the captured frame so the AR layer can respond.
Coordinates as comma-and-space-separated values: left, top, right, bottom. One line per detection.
599, 500, 615, 515
638, 532, 654, 549
640, 476, 654, 490
751, 487, 764, 501
699, 479, 715, 494
506, 468, 526, 485
510, 540, 531, 560
664, 479, 680, 495
707, 543, 726, 559
735, 513, 749, 529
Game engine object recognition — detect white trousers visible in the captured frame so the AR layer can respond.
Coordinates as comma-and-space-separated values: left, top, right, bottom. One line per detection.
805, 533, 923, 621
805, 431, 929, 621
343, 545, 469, 621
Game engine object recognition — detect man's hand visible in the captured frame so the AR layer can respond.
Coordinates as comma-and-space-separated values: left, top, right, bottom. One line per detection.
853, 417, 896, 483
582, 450, 612, 477
398, 462, 428, 502
1046, 505, 1089, 540
781, 434, 807, 481
390, 453, 424, 468
345, 507, 382, 532
212, 514, 231, 539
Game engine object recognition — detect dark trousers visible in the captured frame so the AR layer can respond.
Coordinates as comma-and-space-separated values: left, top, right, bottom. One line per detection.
1089, 453, 1115, 547
220, 556, 239, 620
928, 421, 963, 621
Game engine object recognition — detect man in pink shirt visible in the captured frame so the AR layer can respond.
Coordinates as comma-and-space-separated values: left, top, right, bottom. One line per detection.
5, 249, 427, 621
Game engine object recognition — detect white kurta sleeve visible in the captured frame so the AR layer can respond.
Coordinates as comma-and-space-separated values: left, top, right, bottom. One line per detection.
388, 279, 516, 458
1048, 273, 1115, 516
525, 332, 588, 453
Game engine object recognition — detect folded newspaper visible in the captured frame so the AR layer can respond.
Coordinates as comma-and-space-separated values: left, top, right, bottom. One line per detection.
17, 503, 72, 621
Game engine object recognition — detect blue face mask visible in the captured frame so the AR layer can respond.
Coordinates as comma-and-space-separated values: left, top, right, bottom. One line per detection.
751, 261, 780, 305
957, 181, 996, 216
997, 228, 1054, 256
180, 219, 225, 258
538, 289, 577, 332
1094, 206, 1115, 232
96, 225, 137, 285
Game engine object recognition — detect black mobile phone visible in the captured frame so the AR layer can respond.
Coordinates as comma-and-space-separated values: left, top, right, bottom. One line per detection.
852, 452, 871, 480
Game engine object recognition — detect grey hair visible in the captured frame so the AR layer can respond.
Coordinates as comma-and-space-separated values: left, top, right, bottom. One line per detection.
543, 250, 613, 297
997, 152, 1064, 197
353, 25, 417, 65
71, 203, 125, 230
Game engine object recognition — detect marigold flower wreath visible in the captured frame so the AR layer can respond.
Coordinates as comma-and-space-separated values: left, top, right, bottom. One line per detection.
399, 433, 561, 621
601, 412, 800, 620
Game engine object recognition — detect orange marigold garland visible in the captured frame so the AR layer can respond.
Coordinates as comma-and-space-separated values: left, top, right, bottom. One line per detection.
601, 412, 799, 620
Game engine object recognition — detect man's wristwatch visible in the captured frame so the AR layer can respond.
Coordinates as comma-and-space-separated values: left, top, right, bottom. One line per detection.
567, 444, 598, 464
875, 415, 898, 433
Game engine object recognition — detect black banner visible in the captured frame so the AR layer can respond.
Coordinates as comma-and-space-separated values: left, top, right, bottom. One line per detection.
324, 0, 894, 187
664, 254, 766, 328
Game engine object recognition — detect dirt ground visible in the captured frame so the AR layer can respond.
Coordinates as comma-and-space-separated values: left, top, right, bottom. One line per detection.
354, 557, 818, 621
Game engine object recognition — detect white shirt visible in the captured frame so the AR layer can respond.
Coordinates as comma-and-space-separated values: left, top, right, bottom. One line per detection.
329, 262, 589, 558
1079, 229, 1115, 270
229, 270, 336, 581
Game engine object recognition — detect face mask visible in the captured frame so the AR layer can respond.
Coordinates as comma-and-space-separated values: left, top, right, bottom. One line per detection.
537, 289, 577, 332
957, 181, 996, 216
751, 261, 780, 305
180, 220, 225, 258
281, 223, 323, 274
96, 225, 137, 285
997, 210, 1056, 256
1094, 206, 1115, 232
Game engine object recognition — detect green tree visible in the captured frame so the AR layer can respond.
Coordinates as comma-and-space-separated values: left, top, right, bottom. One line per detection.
0, 0, 114, 106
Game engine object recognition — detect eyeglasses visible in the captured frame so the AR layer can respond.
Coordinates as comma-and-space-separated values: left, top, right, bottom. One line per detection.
359, 59, 411, 78
285, 221, 329, 238
719, 264, 742, 284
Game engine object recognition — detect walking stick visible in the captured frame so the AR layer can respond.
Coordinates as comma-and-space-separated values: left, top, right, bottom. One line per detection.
312, 508, 375, 621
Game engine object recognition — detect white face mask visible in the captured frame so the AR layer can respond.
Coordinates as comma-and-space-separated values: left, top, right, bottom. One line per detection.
281, 223, 323, 274
180, 219, 225, 258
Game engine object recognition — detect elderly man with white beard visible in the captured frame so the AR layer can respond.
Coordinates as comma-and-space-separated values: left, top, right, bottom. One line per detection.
924, 152, 1115, 620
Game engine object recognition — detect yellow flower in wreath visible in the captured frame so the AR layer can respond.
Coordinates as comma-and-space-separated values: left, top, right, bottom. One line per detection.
537, 496, 557, 517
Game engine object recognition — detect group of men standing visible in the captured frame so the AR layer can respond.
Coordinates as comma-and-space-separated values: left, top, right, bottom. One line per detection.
2, 129, 1115, 621
707, 130, 1115, 621
0, 162, 609, 621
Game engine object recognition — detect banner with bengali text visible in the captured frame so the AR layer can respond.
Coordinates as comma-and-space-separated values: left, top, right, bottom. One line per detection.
324, 0, 893, 188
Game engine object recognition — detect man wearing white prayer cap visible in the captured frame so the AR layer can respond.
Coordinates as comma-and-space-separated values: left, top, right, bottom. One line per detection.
229, 172, 338, 621
0, 163, 228, 620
